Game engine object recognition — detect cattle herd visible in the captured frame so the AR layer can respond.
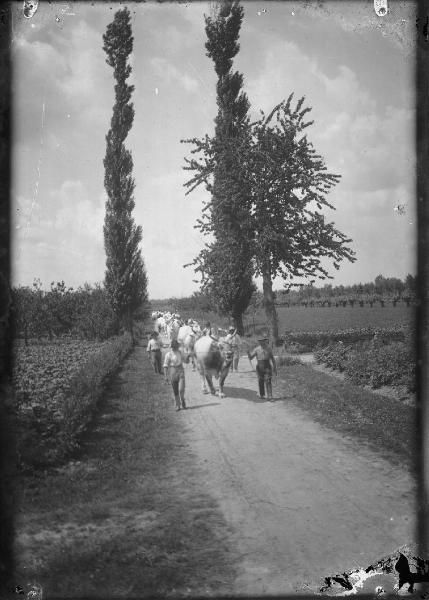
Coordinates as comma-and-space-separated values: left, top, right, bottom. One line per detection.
150, 310, 234, 398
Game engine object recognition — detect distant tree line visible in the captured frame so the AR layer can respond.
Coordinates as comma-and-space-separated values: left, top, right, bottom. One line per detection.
150, 274, 417, 321
276, 274, 417, 307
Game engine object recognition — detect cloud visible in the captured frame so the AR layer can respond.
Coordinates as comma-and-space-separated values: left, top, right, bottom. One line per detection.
13, 18, 111, 147
322, 184, 416, 282
150, 57, 199, 93
52, 180, 105, 242
133, 170, 209, 298
244, 39, 414, 193
12, 181, 106, 288
54, 20, 111, 125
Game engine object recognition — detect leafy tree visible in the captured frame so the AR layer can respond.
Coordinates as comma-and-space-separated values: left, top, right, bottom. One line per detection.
73, 284, 117, 340
185, 96, 356, 342
11, 285, 35, 345
243, 98, 356, 340
103, 7, 148, 334
183, 0, 254, 334
44, 281, 77, 336
405, 273, 416, 295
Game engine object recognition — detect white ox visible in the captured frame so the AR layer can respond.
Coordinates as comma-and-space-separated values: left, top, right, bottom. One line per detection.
177, 324, 201, 369
194, 335, 232, 398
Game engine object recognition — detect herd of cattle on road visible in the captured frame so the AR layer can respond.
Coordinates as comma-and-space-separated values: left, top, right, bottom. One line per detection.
149, 310, 238, 400
148, 310, 277, 410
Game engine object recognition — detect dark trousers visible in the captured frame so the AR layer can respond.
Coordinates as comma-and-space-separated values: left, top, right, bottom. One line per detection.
256, 360, 272, 397
150, 349, 162, 373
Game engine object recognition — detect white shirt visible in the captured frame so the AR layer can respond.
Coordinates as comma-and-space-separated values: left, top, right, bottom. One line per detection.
163, 349, 185, 368
147, 338, 163, 351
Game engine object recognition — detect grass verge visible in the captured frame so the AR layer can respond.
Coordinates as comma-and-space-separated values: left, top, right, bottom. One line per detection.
275, 363, 416, 469
13, 344, 236, 597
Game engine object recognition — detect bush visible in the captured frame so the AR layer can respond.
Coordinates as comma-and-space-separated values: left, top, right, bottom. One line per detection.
315, 338, 416, 393
314, 342, 351, 372
346, 342, 415, 391
16, 332, 134, 467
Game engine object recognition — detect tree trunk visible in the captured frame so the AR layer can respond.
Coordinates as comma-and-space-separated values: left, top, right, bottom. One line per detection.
262, 262, 279, 344
232, 313, 244, 336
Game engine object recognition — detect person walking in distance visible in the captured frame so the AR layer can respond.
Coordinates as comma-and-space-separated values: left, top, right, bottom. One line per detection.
163, 339, 189, 411
248, 337, 277, 400
225, 326, 241, 372
146, 331, 163, 374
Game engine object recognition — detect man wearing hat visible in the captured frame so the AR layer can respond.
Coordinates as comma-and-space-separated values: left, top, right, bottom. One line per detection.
247, 336, 277, 400
224, 326, 242, 372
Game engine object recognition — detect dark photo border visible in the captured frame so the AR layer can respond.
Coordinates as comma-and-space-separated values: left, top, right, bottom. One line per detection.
0, 0, 427, 597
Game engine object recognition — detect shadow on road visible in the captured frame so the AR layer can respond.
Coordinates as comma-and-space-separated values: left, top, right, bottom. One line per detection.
186, 403, 221, 410
223, 386, 272, 403
223, 386, 294, 404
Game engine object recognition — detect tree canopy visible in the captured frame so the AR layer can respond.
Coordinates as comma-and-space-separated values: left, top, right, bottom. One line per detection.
184, 93, 356, 341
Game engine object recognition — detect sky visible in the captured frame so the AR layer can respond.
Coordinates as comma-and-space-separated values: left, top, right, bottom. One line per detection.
11, 0, 416, 298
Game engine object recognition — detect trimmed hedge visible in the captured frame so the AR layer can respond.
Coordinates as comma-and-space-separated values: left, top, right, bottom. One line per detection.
16, 332, 134, 467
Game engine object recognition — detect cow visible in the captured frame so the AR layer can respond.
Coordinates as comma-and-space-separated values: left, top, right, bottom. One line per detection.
194, 335, 232, 398
178, 322, 201, 370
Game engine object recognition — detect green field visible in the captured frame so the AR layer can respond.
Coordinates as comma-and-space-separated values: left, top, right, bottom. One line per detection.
243, 304, 415, 336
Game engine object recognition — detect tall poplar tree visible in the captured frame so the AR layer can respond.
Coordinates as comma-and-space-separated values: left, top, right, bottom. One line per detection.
103, 7, 147, 333
184, 0, 254, 334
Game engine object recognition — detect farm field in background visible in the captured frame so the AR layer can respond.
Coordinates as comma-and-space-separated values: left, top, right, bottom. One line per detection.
244, 304, 415, 335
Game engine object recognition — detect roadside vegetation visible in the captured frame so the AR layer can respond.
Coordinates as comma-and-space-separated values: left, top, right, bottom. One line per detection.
12, 332, 135, 468
14, 346, 237, 597
314, 335, 416, 394
274, 363, 416, 468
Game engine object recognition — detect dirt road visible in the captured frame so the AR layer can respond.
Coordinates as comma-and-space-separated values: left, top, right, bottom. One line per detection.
174, 353, 415, 595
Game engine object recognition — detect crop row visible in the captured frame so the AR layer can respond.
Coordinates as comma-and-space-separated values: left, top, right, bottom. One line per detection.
13, 339, 112, 409
12, 334, 134, 467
